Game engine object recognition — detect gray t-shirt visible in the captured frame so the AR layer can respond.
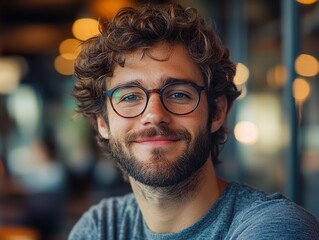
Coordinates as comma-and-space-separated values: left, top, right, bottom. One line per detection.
68, 182, 319, 239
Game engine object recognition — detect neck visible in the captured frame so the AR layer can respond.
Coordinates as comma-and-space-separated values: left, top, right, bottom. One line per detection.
129, 159, 227, 233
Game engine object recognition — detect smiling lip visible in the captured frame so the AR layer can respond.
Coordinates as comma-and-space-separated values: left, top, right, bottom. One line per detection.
134, 136, 179, 146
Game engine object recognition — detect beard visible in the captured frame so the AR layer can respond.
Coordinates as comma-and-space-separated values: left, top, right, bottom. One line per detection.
108, 125, 212, 188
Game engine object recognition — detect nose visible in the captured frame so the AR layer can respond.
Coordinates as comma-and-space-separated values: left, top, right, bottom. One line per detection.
140, 93, 171, 126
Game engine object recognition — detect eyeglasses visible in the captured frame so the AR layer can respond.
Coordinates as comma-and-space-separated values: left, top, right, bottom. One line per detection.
103, 82, 206, 118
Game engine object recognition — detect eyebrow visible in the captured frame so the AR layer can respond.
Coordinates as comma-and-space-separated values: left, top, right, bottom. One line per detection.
114, 77, 197, 88
161, 77, 196, 86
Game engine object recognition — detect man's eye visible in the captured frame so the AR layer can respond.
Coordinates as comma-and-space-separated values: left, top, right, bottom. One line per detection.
170, 92, 190, 99
120, 94, 141, 102
166, 91, 193, 100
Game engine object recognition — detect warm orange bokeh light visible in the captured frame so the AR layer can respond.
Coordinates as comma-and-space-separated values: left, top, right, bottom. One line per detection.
59, 38, 81, 60
90, 0, 133, 20
296, 0, 317, 4
295, 54, 318, 77
54, 56, 75, 75
293, 78, 311, 102
72, 18, 100, 41
267, 64, 288, 88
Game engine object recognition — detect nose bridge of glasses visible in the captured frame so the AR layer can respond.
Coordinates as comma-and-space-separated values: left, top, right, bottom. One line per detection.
143, 88, 167, 112
145, 88, 163, 103
146, 88, 161, 96
145, 88, 163, 105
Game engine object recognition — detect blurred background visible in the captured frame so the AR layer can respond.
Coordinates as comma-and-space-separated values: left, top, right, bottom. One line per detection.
0, 0, 318, 239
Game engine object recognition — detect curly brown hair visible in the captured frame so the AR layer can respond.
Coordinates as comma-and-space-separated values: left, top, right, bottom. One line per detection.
73, 3, 240, 164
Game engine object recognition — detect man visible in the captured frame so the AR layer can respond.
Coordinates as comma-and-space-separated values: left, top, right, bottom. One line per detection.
69, 3, 319, 239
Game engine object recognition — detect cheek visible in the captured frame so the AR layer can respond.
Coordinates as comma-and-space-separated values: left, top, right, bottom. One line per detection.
192, 100, 209, 125
184, 113, 209, 138
106, 104, 121, 134
108, 114, 135, 138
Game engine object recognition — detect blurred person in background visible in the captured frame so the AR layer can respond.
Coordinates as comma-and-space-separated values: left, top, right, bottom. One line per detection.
6, 135, 65, 240
22, 136, 65, 240
69, 3, 319, 239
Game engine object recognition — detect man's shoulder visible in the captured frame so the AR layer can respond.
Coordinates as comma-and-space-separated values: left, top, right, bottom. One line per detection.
230, 182, 318, 225
227, 182, 319, 239
224, 182, 287, 212
234, 200, 319, 239
228, 182, 302, 209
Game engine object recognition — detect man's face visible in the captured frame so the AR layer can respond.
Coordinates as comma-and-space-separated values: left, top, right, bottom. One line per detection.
98, 43, 214, 187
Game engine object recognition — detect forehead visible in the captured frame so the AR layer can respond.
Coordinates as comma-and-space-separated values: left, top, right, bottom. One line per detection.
108, 43, 203, 88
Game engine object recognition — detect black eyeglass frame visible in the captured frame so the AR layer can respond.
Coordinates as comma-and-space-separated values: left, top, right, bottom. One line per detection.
103, 82, 206, 118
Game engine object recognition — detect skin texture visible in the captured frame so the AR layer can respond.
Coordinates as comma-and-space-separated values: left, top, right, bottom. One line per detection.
97, 42, 228, 233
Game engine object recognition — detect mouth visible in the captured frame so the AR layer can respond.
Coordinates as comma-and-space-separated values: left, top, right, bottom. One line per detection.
133, 136, 180, 146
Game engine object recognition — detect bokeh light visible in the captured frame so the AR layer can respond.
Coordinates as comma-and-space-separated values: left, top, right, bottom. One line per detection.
54, 56, 74, 75
90, 0, 133, 19
267, 64, 288, 88
234, 121, 259, 145
293, 78, 311, 102
59, 38, 81, 60
296, 0, 318, 4
0, 57, 28, 94
72, 18, 100, 41
234, 62, 250, 85
295, 54, 318, 77
237, 84, 247, 100
7, 85, 40, 137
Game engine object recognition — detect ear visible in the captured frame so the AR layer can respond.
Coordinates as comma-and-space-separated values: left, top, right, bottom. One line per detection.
97, 116, 109, 139
210, 96, 227, 133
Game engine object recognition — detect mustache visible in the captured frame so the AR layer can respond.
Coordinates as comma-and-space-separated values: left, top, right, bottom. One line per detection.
126, 126, 191, 142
